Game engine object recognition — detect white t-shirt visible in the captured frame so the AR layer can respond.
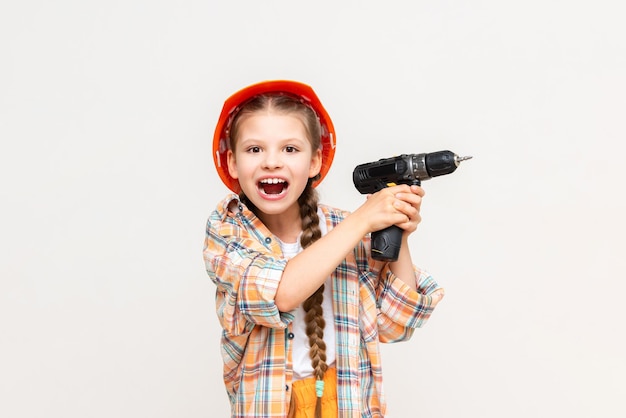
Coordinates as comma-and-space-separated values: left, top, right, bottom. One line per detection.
275, 208, 336, 381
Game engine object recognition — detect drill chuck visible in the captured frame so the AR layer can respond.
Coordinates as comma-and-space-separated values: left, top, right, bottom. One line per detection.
424, 150, 472, 178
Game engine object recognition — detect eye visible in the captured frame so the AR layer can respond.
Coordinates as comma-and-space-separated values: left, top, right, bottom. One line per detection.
247, 146, 261, 153
284, 146, 298, 153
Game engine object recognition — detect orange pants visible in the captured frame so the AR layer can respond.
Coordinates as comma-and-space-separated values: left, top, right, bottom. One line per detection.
290, 367, 338, 418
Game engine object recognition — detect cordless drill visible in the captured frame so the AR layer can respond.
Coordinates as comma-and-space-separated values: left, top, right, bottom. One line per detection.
353, 150, 472, 261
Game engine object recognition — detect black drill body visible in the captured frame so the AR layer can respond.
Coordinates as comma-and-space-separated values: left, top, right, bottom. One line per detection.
353, 150, 471, 261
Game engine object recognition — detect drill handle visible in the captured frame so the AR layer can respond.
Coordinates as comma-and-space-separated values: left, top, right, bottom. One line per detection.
371, 226, 403, 261
370, 179, 421, 262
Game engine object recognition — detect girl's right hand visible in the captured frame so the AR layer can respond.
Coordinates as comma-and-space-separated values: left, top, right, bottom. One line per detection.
353, 184, 423, 233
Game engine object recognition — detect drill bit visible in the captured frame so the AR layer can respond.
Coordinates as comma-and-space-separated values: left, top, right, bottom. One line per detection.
455, 155, 473, 164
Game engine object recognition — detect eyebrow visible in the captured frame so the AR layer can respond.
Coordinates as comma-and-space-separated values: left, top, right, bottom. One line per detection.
238, 137, 310, 146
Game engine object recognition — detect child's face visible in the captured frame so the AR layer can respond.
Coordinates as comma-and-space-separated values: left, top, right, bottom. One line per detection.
227, 111, 322, 219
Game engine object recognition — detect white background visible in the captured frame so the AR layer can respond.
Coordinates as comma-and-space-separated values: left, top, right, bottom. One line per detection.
1, 1, 625, 417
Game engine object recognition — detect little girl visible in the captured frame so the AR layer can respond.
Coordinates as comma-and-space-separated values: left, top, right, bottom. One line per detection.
204, 80, 444, 418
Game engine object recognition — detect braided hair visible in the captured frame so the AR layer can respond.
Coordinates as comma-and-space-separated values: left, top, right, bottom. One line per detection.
299, 181, 327, 418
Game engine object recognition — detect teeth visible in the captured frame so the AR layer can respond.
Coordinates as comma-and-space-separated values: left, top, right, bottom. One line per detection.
260, 178, 286, 184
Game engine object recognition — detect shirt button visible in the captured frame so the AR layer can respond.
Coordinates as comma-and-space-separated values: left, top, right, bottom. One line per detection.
288, 332, 295, 339
265, 237, 272, 244
238, 205, 243, 211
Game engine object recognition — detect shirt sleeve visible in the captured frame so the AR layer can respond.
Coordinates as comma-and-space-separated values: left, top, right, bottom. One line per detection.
376, 263, 440, 343
203, 209, 292, 336
323, 204, 442, 344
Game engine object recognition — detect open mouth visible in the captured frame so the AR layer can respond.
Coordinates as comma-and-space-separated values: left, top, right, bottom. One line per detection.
258, 178, 288, 195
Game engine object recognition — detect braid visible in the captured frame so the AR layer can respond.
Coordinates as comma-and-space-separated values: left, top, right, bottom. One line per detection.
299, 180, 322, 249
299, 182, 327, 418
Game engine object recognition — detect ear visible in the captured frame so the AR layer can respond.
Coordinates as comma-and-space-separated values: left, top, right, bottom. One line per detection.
309, 148, 323, 179
226, 149, 238, 180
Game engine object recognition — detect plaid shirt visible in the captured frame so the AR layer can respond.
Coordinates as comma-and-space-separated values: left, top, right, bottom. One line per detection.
203, 195, 440, 418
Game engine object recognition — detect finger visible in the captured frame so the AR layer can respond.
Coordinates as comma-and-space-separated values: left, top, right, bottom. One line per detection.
391, 184, 424, 196
410, 184, 425, 197
385, 184, 413, 195
395, 191, 422, 206
396, 213, 421, 232
393, 198, 419, 218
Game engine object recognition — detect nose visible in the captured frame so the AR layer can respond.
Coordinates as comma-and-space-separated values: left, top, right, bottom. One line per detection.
262, 150, 283, 169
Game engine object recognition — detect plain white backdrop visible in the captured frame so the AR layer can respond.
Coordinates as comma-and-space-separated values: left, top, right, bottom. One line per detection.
1, 1, 625, 417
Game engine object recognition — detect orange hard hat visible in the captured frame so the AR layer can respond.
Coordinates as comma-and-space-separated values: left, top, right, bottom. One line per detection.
212, 80, 336, 193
